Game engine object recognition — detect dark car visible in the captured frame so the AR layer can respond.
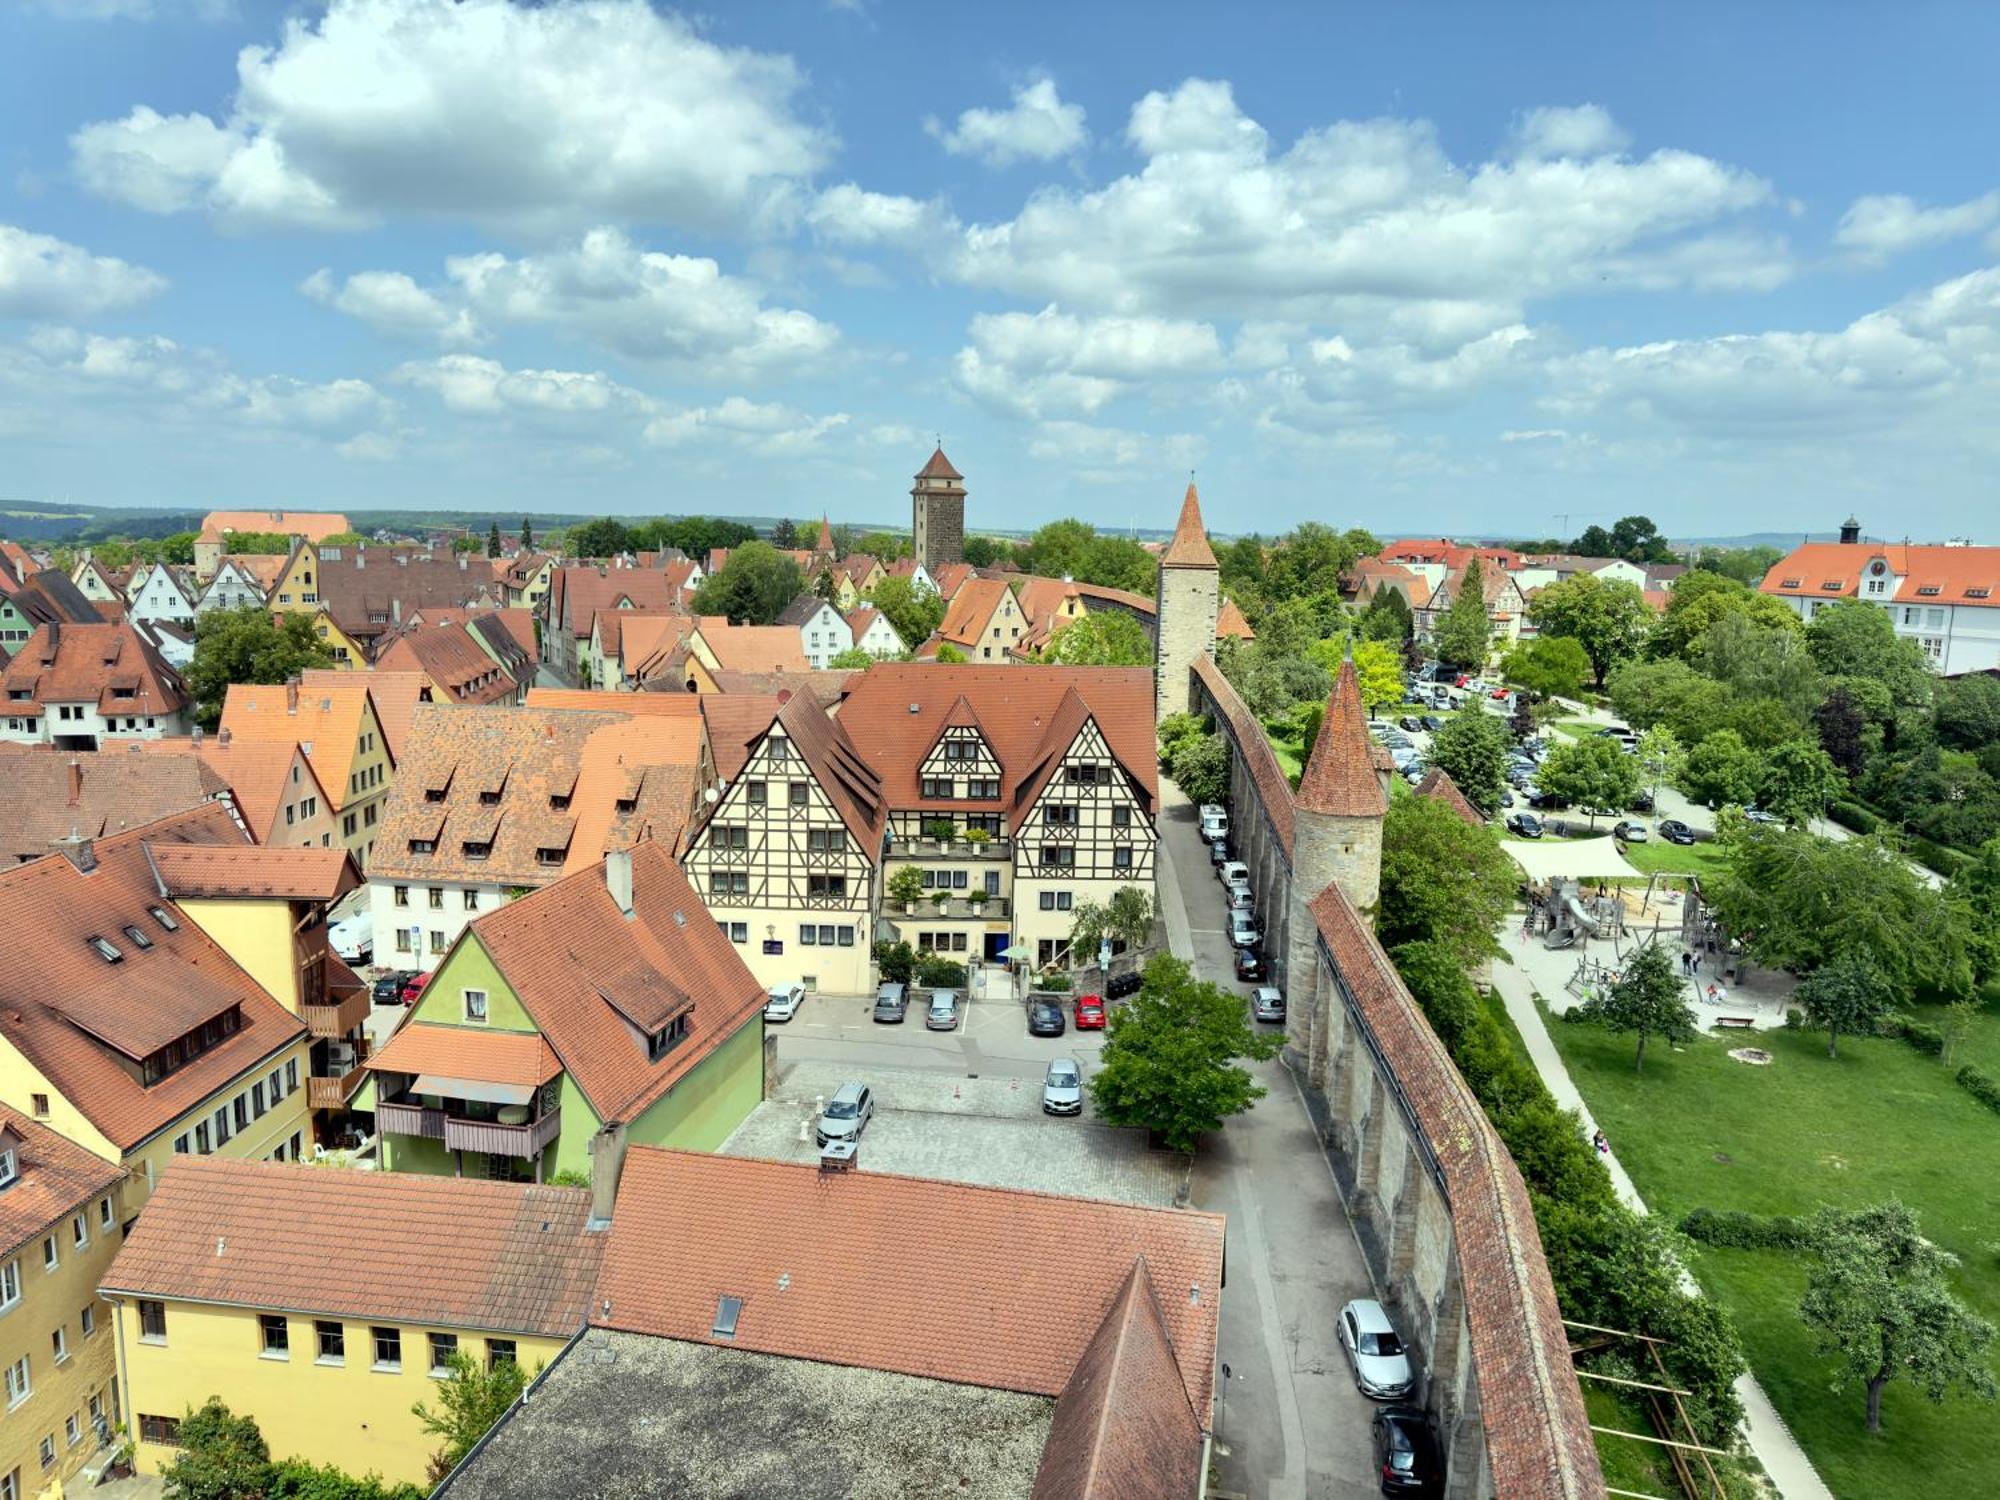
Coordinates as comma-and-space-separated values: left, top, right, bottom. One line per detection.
1371, 1407, 1443, 1497
1629, 790, 1655, 813
1659, 818, 1698, 845
371, 970, 416, 1006
1234, 947, 1266, 983
1506, 812, 1544, 839
1420, 715, 1445, 733
1209, 837, 1229, 866
1398, 715, 1423, 732
1498, 789, 1516, 808
1527, 790, 1570, 810
1028, 999, 1066, 1037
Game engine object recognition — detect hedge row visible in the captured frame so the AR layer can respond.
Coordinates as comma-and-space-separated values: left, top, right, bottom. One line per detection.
1827, 800, 1878, 835
1678, 1207, 1810, 1251
1878, 1013, 1946, 1057
1957, 1065, 2000, 1116
1909, 836, 1974, 879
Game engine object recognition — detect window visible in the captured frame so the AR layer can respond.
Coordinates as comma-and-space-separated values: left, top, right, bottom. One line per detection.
65, 1413, 80, 1448
71, 1214, 87, 1250
805, 829, 845, 853
727, 922, 748, 943
121, 923, 153, 950
393, 886, 409, 907
1112, 806, 1132, 828
269, 1067, 284, 1102
430, 931, 446, 952
1040, 846, 1074, 868
807, 874, 846, 898
1114, 846, 1134, 869
0, 1148, 15, 1189
42, 1236, 57, 1272
463, 890, 479, 911
1066, 764, 1102, 784
1045, 803, 1077, 825
789, 781, 810, 807
745, 780, 766, 806
260, 1315, 288, 1357
37, 1438, 52, 1471
3, 1356, 27, 1407
428, 888, 444, 909
708, 872, 748, 897
138, 1300, 166, 1342
252, 1081, 266, 1117
139, 1414, 181, 1446
372, 1327, 401, 1371
921, 777, 953, 798
837, 926, 855, 946
799, 924, 816, 946
233, 1096, 249, 1132
316, 1320, 344, 1363
487, 1339, 516, 1370
80, 1304, 94, 1338
50, 1327, 66, 1363
708, 824, 748, 851
194, 1122, 210, 1154
967, 779, 999, 800
30, 1095, 47, 1120
463, 989, 488, 1022
212, 1106, 231, 1147
428, 1332, 458, 1374
286, 1059, 298, 1092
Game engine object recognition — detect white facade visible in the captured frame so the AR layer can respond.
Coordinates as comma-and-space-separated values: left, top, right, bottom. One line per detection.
794, 600, 853, 669
198, 560, 270, 614
0, 699, 189, 748
128, 566, 197, 632
1780, 584, 2000, 675
368, 876, 508, 972
848, 611, 905, 659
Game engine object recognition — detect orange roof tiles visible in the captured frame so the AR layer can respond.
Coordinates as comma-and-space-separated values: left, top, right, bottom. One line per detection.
0, 621, 186, 717
761, 690, 885, 853
1760, 540, 2000, 608
594, 1148, 1224, 1420
1297, 658, 1387, 818
551, 566, 687, 638
302, 668, 422, 764
935, 576, 1011, 649
103, 1156, 603, 1338
1192, 655, 1294, 855
219, 680, 380, 812
0, 1105, 121, 1261
1160, 482, 1218, 569
917, 445, 963, 481
1415, 766, 1484, 825
202, 510, 349, 542
0, 746, 228, 864
375, 621, 520, 705
131, 736, 322, 846
367, 1022, 563, 1089
149, 843, 360, 902
697, 622, 810, 674
1216, 597, 1255, 640
698, 695, 783, 781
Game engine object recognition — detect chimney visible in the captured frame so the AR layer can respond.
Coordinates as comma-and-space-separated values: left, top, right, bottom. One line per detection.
66, 757, 81, 807
51, 828, 95, 874
605, 846, 635, 918
192, 724, 203, 744
285, 679, 299, 715
217, 726, 230, 747
356, 550, 365, 571
587, 1122, 629, 1231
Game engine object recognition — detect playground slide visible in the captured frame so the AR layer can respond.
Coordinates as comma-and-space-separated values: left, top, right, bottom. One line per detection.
1565, 895, 1604, 937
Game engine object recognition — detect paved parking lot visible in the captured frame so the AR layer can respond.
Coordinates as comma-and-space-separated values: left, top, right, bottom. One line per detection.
767, 987, 1110, 1083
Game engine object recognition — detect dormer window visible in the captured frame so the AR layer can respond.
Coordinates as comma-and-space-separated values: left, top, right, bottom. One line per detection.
0, 1145, 16, 1190
462, 841, 491, 860
1916, 585, 1942, 596
535, 847, 565, 866
646, 1013, 690, 1062
1779, 578, 1802, 589
425, 788, 447, 803
549, 794, 571, 811
479, 790, 501, 805
148, 905, 179, 931
87, 936, 122, 963
409, 838, 437, 854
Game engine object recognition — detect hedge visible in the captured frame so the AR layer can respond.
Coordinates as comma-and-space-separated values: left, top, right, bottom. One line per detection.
1828, 800, 1878, 835
1679, 1207, 1810, 1251
1957, 1065, 2000, 1116
1878, 1013, 1946, 1057
1910, 837, 1974, 879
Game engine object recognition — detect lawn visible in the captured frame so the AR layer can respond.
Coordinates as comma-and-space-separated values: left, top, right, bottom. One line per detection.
1546, 1011, 2000, 1499
1260, 718, 1303, 780
1617, 837, 1733, 881
1549, 718, 1598, 739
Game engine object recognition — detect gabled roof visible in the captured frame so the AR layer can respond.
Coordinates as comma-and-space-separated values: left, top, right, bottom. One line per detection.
0, 622, 186, 716
0, 745, 228, 864
6, 570, 105, 627
550, 565, 686, 637
593, 1148, 1223, 1420
698, 621, 811, 674
103, 1157, 602, 1339
146, 737, 327, 846
916, 445, 963, 481
314, 546, 505, 640
1297, 658, 1386, 819
523, 688, 702, 719
842, 605, 897, 648
704, 669, 855, 705
456, 844, 764, 1122
0, 1104, 121, 1261
935, 576, 1011, 648
762, 690, 885, 853
300, 668, 419, 764
149, 843, 360, 902
1760, 540, 2000, 608
698, 694, 784, 782
375, 621, 520, 705
1216, 597, 1256, 640
929, 561, 974, 598
775, 594, 836, 628
202, 510, 349, 542
1415, 766, 1484, 825
0, 804, 306, 1151
1160, 482, 1218, 570
219, 681, 379, 811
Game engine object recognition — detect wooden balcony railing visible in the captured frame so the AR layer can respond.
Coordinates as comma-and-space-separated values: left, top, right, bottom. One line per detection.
442, 1110, 562, 1159
376, 1099, 445, 1140
302, 988, 370, 1039
306, 1067, 367, 1112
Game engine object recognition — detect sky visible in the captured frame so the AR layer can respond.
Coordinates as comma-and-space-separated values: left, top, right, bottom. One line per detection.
1, 1, 1998, 541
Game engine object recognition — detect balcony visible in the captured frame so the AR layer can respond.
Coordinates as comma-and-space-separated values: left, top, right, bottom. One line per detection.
376, 1099, 446, 1140
895, 835, 1011, 861
302, 987, 370, 1039
307, 1065, 368, 1112
893, 896, 1011, 922
443, 1110, 562, 1159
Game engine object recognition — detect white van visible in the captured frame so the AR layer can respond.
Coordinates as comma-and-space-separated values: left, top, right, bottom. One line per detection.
1220, 860, 1251, 897
1199, 804, 1230, 840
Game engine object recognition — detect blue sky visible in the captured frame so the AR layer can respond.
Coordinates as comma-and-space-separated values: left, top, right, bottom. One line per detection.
2, 1, 1998, 540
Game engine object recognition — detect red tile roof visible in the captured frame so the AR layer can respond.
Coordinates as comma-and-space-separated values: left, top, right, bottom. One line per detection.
697, 622, 809, 674
298, 668, 421, 764
1415, 766, 1484, 825
102, 1156, 603, 1338
595, 1148, 1224, 1420
550, 566, 688, 638
0, 621, 186, 717
375, 621, 520, 705
367, 1022, 563, 1089
1760, 540, 2000, 608
0, 804, 307, 1151
0, 1105, 121, 1261
1160, 483, 1218, 570
1296, 658, 1386, 818
219, 681, 380, 812
131, 737, 326, 846
1215, 597, 1255, 640
0, 746, 229, 864
522, 688, 701, 718
149, 843, 360, 902
202, 510, 349, 542
698, 695, 783, 781
916, 446, 963, 481
1192, 655, 1294, 855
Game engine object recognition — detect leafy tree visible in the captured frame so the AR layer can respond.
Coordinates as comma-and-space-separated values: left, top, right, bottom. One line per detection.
1040, 609, 1154, 666
873, 939, 916, 984
1935, 673, 2000, 751
1429, 709, 1511, 815
451, 535, 482, 554
161, 1397, 272, 1500
412, 1349, 529, 1477
851, 529, 910, 560
1391, 939, 1482, 1051
1536, 735, 1640, 824
1806, 599, 1935, 710
486, 521, 501, 558
1261, 522, 1376, 601
827, 646, 877, 669
1677, 728, 1762, 809
1527, 573, 1652, 685
1607, 657, 1730, 744
936, 642, 968, 663
1168, 732, 1230, 806
1815, 685, 1868, 780
1689, 543, 1784, 586
1794, 951, 1899, 1060
265, 1461, 424, 1500
1758, 739, 1841, 826
691, 541, 805, 625
1798, 1200, 1997, 1434
1635, 726, 1685, 809
1360, 582, 1413, 642
1089, 956, 1281, 1151
1949, 836, 2000, 982
1233, 651, 1329, 720
866, 573, 945, 649
519, 517, 533, 550
1574, 943, 1695, 1073
1156, 711, 1210, 767
813, 563, 836, 600
1351, 639, 1404, 712
1651, 571, 1801, 660
1580, 514, 1676, 565
143, 530, 200, 565
1069, 885, 1157, 957
1017, 519, 1158, 593
1501, 635, 1591, 701
186, 607, 336, 729
962, 534, 1011, 568
1379, 791, 1516, 965
1433, 557, 1493, 669
562, 517, 631, 558
770, 518, 799, 548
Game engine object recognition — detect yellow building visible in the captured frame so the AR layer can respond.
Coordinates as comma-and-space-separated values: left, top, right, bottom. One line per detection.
219, 679, 395, 866
0, 1107, 127, 1499
102, 1157, 602, 1485
0, 805, 314, 1214
267, 541, 321, 615
305, 606, 368, 667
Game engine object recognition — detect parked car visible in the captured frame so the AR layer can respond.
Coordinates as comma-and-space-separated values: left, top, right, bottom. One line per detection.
1380, 731, 1413, 750
1209, 837, 1230, 866
1219, 860, 1250, 891
1028, 999, 1066, 1037
1226, 885, 1254, 913
1398, 715, 1423, 732
1742, 806, 1784, 825
1234, 947, 1266, 982
1338, 1298, 1415, 1400
1228, 909, 1261, 949
815, 1082, 874, 1147
1199, 803, 1230, 840
1527, 790, 1570, 810
1106, 970, 1143, 999
1420, 715, 1445, 732
925, 990, 961, 1031
1498, 789, 1516, 808
1371, 1407, 1444, 1496
1613, 820, 1650, 843
1073, 994, 1106, 1030
329, 914, 372, 965
870, 982, 907, 1023
399, 972, 431, 1006
1042, 1057, 1084, 1116
1629, 791, 1655, 813
1251, 987, 1286, 1023
1506, 812, 1545, 839
372, 970, 416, 1006
1659, 818, 1698, 845
766, 983, 810, 1023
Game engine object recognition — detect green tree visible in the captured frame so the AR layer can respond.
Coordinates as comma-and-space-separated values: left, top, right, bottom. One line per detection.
1793, 951, 1899, 1060
1574, 943, 1696, 1073
1168, 732, 1230, 806
1948, 836, 2000, 981
264, 1459, 426, 1499
851, 529, 910, 560
873, 939, 916, 984
691, 541, 805, 625
1069, 885, 1157, 957
519, 517, 533, 550
1535, 735, 1641, 824
186, 607, 336, 729
1689, 543, 1784, 586
1088, 956, 1281, 1151
1936, 673, 2000, 751
1360, 583, 1413, 642
1814, 685, 1868, 780
486, 521, 502, 558
1351, 639, 1404, 712
1677, 729, 1762, 809
1017, 520, 1158, 593
866, 573, 945, 649
1379, 791, 1517, 965
962, 535, 1011, 568
412, 1349, 529, 1477
1650, 571, 1802, 661
1156, 711, 1210, 768
1391, 939, 1483, 1051
1501, 635, 1591, 701
1635, 726, 1685, 810
813, 563, 836, 600
563, 517, 631, 558
1805, 599, 1936, 710
769, 518, 799, 548
1758, 739, 1841, 826
1607, 657, 1731, 744
1040, 610, 1154, 666
161, 1397, 272, 1500
1798, 1200, 1997, 1434
1262, 522, 1376, 601
1429, 710, 1511, 815
936, 642, 968, 664
827, 646, 877, 669
451, 535, 482, 554
1433, 557, 1493, 669
1527, 573, 1652, 685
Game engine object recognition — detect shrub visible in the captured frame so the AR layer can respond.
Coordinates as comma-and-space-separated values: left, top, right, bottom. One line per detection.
916, 955, 967, 987
1679, 1207, 1810, 1250
1911, 837, 1974, 880
1956, 1064, 2000, 1116
1878, 1013, 1945, 1057
1829, 800, 1878, 835
1037, 972, 1073, 993
1784, 1007, 1805, 1029
873, 940, 916, 985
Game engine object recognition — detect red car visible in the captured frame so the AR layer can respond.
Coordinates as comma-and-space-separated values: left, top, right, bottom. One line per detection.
1491, 688, 1510, 700
1073, 994, 1106, 1030
400, 972, 431, 1006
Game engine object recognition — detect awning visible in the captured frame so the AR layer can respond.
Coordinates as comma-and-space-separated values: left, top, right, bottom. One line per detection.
410, 1075, 536, 1106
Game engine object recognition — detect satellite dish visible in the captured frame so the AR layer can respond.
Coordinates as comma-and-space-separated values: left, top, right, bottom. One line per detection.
704, 786, 721, 803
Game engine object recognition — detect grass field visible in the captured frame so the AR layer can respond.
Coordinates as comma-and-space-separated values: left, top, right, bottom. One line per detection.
1617, 837, 1733, 880
1547, 1008, 2000, 1500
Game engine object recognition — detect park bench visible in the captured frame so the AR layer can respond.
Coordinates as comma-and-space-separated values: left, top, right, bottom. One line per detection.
1714, 1016, 1757, 1030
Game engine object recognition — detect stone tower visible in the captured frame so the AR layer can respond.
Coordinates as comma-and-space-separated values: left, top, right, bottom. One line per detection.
911, 447, 966, 573
1154, 482, 1219, 721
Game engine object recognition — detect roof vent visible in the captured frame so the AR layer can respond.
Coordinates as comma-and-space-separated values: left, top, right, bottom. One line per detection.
673, 910, 687, 927
909, 702, 920, 714
711, 1295, 742, 1340
216, 1237, 226, 1256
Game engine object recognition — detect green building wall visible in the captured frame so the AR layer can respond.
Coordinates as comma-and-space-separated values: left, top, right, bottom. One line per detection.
625, 1016, 765, 1154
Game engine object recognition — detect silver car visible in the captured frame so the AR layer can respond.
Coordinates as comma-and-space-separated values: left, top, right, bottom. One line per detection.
1042, 1057, 1083, 1116
1338, 1298, 1415, 1399
1251, 987, 1285, 1023
925, 990, 961, 1031
763, 984, 807, 1022
815, 1082, 874, 1147
1228, 909, 1260, 948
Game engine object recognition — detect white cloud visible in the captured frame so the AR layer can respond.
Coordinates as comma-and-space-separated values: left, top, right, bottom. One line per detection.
1501, 429, 1570, 443
1834, 190, 2000, 265
301, 268, 479, 345
644, 396, 849, 452
927, 78, 1087, 167
0, 224, 165, 318
1506, 104, 1630, 161
27, 0, 232, 18
952, 304, 1223, 418
1258, 324, 1537, 438
71, 0, 830, 234
393, 353, 648, 419
807, 184, 959, 252
1026, 420, 1203, 478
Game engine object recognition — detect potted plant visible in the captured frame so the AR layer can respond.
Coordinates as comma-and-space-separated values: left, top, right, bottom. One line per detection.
934, 890, 952, 916
966, 887, 989, 913
888, 866, 924, 914
923, 816, 957, 847
963, 827, 992, 848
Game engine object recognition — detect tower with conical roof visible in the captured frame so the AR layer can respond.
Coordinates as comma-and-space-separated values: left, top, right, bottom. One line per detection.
911, 446, 966, 573
1154, 482, 1219, 721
